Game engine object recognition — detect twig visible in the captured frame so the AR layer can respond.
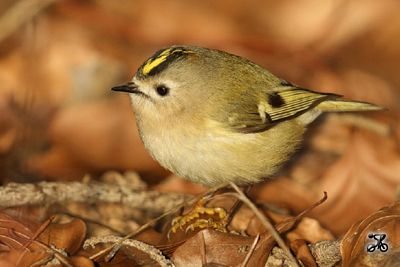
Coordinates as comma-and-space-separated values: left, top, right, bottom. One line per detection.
89, 197, 191, 262
241, 234, 260, 267
103, 212, 172, 262
229, 182, 300, 267
90, 182, 229, 261
23, 215, 55, 250
200, 231, 207, 265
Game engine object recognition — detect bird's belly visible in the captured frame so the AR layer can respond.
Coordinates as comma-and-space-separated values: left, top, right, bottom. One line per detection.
141, 121, 304, 186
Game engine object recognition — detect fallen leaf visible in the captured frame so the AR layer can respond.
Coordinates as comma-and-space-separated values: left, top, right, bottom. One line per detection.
171, 229, 269, 267
341, 201, 400, 267
0, 212, 88, 267
38, 218, 87, 255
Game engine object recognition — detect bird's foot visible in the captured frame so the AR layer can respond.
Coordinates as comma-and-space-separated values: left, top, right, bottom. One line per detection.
168, 197, 228, 238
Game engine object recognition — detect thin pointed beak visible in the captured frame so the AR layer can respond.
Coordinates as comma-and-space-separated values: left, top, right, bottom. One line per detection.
111, 82, 140, 94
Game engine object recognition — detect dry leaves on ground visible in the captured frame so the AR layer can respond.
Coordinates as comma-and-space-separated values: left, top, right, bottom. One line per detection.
341, 202, 400, 267
0, 212, 91, 267
1, 178, 399, 266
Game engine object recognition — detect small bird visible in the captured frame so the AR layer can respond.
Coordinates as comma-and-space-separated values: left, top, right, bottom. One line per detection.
112, 45, 381, 187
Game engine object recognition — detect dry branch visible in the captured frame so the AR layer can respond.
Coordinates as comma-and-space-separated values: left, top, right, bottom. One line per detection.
0, 181, 189, 213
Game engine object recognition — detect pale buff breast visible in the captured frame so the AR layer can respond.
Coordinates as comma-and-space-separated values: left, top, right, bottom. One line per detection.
136, 116, 305, 186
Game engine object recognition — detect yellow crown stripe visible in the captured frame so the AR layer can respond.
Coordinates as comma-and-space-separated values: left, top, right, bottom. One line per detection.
141, 48, 194, 75
142, 48, 173, 75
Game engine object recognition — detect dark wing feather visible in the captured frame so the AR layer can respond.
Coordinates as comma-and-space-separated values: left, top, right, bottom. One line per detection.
229, 88, 340, 133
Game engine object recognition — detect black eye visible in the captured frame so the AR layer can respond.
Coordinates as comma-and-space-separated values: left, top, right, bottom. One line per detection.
156, 85, 169, 96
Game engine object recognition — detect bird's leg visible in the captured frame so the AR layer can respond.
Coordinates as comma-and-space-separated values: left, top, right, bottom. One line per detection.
225, 185, 252, 225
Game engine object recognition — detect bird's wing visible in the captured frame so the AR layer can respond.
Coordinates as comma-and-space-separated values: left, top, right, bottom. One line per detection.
228, 87, 340, 133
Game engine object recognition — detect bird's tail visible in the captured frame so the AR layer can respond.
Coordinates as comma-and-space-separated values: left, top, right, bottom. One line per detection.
316, 99, 383, 112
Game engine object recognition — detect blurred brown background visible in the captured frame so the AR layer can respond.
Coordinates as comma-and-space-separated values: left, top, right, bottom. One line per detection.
0, 0, 399, 235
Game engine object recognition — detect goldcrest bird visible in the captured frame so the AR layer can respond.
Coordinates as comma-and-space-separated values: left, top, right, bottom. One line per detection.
112, 45, 381, 186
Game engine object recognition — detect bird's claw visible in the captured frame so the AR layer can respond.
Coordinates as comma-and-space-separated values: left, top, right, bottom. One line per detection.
168, 201, 228, 239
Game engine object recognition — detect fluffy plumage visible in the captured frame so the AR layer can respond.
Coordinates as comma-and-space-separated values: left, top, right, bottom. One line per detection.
112, 45, 382, 186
